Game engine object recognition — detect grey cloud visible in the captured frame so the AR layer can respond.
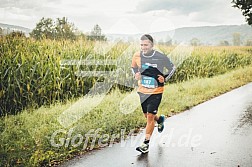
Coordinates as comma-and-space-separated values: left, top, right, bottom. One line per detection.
189, 1, 237, 24
136, 0, 218, 14
0, 0, 62, 9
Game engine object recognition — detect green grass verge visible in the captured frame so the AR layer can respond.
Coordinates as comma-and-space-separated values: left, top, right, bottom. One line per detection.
1, 65, 252, 167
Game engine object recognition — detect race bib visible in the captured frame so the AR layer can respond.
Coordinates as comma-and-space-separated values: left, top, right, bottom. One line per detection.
141, 76, 157, 88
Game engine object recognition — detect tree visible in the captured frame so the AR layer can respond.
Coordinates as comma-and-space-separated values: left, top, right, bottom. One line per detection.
245, 39, 252, 45
30, 17, 54, 40
219, 40, 230, 46
0, 27, 3, 36
30, 17, 77, 40
87, 24, 106, 41
233, 32, 241, 46
232, 0, 252, 25
55, 17, 76, 40
75, 30, 87, 40
6, 31, 26, 38
190, 38, 200, 46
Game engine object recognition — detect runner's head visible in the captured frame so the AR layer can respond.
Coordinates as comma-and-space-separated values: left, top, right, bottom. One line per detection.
140, 34, 154, 55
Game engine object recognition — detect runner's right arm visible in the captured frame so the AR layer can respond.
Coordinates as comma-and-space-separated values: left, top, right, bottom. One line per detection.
131, 52, 141, 80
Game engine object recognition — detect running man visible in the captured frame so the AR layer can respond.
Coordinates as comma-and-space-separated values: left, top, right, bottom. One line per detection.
131, 34, 176, 153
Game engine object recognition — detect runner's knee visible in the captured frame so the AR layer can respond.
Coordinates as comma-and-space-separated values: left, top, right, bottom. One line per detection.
147, 113, 155, 121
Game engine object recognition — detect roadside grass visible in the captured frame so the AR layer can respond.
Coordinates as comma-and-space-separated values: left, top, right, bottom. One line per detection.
161, 65, 252, 114
1, 65, 252, 166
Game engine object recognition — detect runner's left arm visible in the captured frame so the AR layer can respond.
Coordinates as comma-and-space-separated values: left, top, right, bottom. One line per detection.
164, 56, 176, 82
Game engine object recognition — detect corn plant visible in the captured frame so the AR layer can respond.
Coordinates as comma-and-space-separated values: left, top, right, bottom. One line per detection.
0, 37, 252, 115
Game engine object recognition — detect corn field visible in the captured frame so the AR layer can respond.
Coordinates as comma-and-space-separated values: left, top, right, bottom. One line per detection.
0, 36, 252, 115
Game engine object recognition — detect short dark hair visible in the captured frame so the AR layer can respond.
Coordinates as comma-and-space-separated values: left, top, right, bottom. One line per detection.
140, 34, 153, 43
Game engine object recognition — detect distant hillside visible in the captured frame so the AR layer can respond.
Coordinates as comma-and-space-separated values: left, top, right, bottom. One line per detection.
107, 24, 252, 46
0, 23, 31, 36
171, 24, 252, 45
1, 22, 251, 45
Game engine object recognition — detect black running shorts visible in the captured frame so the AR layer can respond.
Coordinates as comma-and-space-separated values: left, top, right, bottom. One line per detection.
138, 92, 162, 115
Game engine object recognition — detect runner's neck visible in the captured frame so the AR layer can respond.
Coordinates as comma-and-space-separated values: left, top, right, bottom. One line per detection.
142, 50, 155, 57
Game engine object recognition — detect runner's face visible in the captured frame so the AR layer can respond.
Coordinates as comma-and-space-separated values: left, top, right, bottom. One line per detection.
140, 40, 153, 55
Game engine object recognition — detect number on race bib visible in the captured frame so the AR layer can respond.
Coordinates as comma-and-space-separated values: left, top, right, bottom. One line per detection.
141, 76, 157, 88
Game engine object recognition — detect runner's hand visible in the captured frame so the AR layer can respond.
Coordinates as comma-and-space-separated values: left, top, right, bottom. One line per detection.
157, 75, 164, 83
135, 72, 141, 80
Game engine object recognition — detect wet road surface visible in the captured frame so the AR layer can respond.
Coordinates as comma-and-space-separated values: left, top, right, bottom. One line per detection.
61, 83, 252, 167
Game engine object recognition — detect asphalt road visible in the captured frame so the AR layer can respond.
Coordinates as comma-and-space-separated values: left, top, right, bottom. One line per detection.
61, 83, 252, 167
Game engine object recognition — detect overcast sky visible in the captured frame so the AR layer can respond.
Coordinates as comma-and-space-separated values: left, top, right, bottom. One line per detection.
0, 0, 247, 34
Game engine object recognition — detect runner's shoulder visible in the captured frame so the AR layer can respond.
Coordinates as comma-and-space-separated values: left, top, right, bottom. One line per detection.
154, 50, 168, 59
133, 51, 141, 58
